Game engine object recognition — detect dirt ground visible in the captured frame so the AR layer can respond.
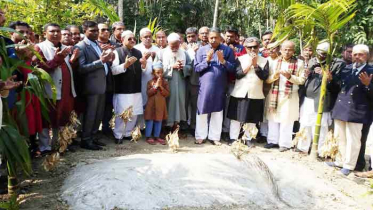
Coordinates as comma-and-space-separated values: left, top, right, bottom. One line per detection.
1, 134, 373, 210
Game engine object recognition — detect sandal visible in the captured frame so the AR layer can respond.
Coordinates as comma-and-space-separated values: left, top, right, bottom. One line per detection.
146, 138, 156, 145
194, 139, 204, 144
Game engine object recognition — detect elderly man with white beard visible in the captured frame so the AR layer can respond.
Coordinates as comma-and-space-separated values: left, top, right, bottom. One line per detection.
155, 33, 192, 132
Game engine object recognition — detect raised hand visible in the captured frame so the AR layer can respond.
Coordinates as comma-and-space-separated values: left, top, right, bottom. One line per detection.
57, 46, 72, 58
0, 75, 22, 91
192, 43, 199, 52
140, 56, 147, 68
124, 56, 138, 68
216, 50, 225, 64
143, 52, 152, 60
69, 48, 80, 63
314, 67, 322, 75
280, 70, 291, 79
206, 49, 214, 62
100, 49, 113, 63
359, 72, 373, 86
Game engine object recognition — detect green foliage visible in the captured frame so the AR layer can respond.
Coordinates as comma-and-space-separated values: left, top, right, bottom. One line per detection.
1, 0, 118, 35
0, 194, 19, 210
147, 18, 162, 39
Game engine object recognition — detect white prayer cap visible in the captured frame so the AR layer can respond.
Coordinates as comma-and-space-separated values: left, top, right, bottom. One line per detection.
167, 32, 180, 43
139, 28, 151, 37
353, 44, 369, 54
316, 42, 330, 53
121, 30, 134, 38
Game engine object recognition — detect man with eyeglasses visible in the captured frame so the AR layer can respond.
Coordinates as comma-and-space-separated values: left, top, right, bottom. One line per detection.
66, 25, 82, 45
227, 37, 269, 147
97, 23, 118, 139
109, 21, 125, 47
61, 29, 73, 46
111, 30, 147, 144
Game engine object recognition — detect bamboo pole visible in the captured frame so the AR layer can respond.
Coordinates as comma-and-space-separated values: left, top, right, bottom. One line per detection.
118, 0, 124, 22
213, 0, 219, 28
7, 162, 18, 196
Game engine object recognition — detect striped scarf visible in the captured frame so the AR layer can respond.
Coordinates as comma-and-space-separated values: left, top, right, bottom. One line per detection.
269, 57, 298, 112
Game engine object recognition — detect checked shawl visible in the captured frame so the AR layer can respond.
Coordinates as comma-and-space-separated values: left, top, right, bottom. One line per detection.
268, 57, 298, 112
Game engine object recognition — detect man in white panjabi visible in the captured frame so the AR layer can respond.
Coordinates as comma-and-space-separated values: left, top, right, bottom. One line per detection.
134, 28, 160, 107
111, 30, 147, 144
265, 40, 306, 152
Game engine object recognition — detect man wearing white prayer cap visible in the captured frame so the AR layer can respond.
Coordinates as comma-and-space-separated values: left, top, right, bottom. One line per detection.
111, 30, 147, 144
154, 32, 192, 133
327, 44, 373, 176
296, 42, 345, 154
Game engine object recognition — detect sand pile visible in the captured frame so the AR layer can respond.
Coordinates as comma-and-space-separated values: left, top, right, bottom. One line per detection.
61, 153, 357, 210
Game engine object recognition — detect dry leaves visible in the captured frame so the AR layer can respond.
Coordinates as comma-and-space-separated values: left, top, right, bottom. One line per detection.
319, 130, 339, 160
292, 128, 308, 147
242, 123, 258, 140
166, 126, 180, 152
231, 139, 250, 159
131, 126, 142, 143
42, 152, 60, 171
42, 111, 80, 171
109, 106, 134, 129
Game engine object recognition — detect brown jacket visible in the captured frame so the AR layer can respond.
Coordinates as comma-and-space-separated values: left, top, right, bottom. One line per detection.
144, 78, 170, 121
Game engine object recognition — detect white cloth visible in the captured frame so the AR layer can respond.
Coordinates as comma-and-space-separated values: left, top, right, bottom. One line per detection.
267, 120, 294, 148
367, 125, 373, 162
334, 120, 363, 170
114, 114, 138, 139
134, 43, 160, 106
266, 59, 306, 123
37, 40, 76, 99
195, 111, 223, 141
161, 47, 186, 78
113, 93, 143, 139
297, 97, 331, 153
230, 54, 268, 99
299, 97, 332, 127
297, 125, 328, 153
230, 120, 256, 141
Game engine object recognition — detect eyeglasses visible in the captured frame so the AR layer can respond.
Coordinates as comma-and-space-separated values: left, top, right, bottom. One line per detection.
128, 38, 136, 41
100, 28, 110, 32
245, 45, 259, 49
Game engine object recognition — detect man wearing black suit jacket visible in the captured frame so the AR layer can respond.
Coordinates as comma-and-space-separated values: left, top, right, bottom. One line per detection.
327, 44, 373, 176
75, 21, 115, 150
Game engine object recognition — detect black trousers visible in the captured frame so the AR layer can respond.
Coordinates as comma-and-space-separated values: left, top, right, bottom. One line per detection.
355, 123, 371, 171
82, 94, 106, 142
185, 82, 199, 129
102, 92, 113, 133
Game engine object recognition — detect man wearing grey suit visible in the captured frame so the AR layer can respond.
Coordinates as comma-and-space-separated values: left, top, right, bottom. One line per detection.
75, 21, 115, 150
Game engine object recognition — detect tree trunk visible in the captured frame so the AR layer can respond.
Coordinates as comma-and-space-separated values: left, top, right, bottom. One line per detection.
213, 0, 219, 28
118, 0, 124, 22
7, 161, 18, 197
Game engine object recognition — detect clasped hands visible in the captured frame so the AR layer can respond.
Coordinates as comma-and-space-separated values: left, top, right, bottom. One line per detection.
206, 49, 225, 64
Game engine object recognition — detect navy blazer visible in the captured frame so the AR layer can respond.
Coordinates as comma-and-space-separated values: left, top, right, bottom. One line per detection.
331, 64, 373, 124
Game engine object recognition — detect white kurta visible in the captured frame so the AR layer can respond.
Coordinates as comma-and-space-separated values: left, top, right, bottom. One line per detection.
134, 43, 160, 106
266, 59, 306, 123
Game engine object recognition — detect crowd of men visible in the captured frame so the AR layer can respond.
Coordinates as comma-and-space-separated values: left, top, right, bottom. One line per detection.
0, 7, 373, 178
